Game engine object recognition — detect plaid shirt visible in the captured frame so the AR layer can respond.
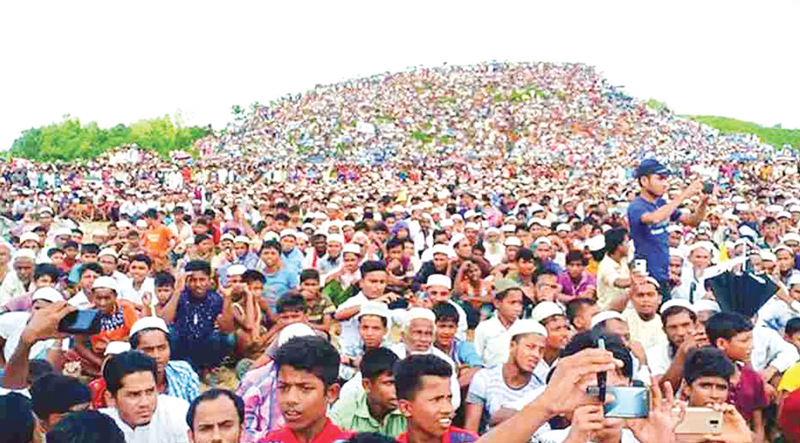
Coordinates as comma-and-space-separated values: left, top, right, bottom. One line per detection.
238, 362, 284, 443
165, 360, 201, 403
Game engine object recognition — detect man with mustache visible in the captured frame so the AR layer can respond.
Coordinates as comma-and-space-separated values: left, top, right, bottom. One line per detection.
395, 354, 478, 443
464, 319, 547, 433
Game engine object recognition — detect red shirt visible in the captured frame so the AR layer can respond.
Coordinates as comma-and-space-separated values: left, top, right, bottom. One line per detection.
88, 378, 108, 409
397, 427, 478, 443
259, 419, 351, 443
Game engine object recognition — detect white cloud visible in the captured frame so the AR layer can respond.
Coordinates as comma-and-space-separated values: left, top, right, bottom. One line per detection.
0, 0, 797, 151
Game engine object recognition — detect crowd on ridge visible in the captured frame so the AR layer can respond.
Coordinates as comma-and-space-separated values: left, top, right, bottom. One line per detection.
1, 61, 800, 443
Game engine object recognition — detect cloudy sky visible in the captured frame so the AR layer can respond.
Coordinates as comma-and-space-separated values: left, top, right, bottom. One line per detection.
1, 0, 798, 151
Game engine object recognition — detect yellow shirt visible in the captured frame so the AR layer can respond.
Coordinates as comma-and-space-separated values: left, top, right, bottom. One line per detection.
778, 362, 800, 392
622, 308, 668, 350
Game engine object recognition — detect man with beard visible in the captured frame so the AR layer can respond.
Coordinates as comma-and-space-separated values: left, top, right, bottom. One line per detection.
609, 275, 668, 350
389, 308, 461, 409
129, 316, 200, 403
74, 277, 139, 377
482, 228, 506, 267
317, 234, 344, 276
645, 299, 703, 391
673, 242, 713, 303
0, 249, 36, 304
100, 351, 190, 443
330, 348, 407, 438
464, 320, 547, 433
395, 354, 478, 443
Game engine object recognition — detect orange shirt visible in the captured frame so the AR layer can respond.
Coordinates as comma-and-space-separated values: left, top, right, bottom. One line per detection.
90, 300, 139, 351
143, 225, 175, 257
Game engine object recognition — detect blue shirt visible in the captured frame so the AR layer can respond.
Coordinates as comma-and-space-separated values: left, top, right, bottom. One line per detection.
218, 252, 260, 286
281, 248, 304, 277
627, 196, 680, 281
164, 360, 201, 402
174, 289, 223, 343
445, 339, 483, 368
262, 266, 299, 314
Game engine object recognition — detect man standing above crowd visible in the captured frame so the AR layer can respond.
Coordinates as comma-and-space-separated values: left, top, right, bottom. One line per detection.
627, 159, 709, 300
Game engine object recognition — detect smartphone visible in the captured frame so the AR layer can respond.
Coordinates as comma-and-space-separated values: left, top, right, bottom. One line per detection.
673, 407, 723, 435
58, 309, 102, 335
588, 386, 650, 418
702, 182, 714, 195
633, 259, 647, 274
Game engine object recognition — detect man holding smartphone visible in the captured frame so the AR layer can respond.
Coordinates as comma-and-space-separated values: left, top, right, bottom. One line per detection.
627, 159, 710, 302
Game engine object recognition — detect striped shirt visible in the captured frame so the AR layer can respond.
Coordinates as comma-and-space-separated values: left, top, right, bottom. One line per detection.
165, 360, 201, 403
466, 364, 544, 430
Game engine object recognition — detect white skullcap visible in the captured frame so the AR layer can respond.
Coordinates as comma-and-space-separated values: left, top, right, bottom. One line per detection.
327, 234, 345, 245
92, 276, 118, 292
277, 323, 316, 347
31, 287, 63, 304
405, 308, 436, 326
508, 319, 548, 339
504, 237, 522, 247
280, 229, 297, 238
343, 243, 361, 255
20, 232, 41, 244
693, 300, 721, 314
104, 341, 132, 356
426, 274, 452, 290
531, 302, 564, 323
234, 235, 250, 245
227, 264, 247, 276
660, 299, 696, 315
591, 311, 625, 328
130, 316, 169, 337
13, 249, 36, 262
98, 248, 118, 259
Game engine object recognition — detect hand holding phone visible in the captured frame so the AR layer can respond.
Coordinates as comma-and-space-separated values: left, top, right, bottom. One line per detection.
58, 309, 102, 335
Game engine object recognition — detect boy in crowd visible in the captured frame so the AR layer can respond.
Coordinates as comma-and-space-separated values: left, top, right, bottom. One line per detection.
336, 261, 399, 360
395, 354, 478, 443
564, 298, 599, 333
330, 348, 407, 438
299, 269, 335, 336
432, 302, 483, 387
706, 312, 769, 443
474, 279, 524, 368
262, 336, 351, 443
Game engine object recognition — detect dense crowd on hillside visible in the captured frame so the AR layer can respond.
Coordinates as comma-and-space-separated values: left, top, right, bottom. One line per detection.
1, 62, 800, 443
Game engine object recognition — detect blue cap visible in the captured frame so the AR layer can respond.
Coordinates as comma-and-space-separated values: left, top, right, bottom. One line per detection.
634, 159, 671, 178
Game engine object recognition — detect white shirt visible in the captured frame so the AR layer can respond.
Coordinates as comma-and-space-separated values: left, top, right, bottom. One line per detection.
0, 312, 54, 362
120, 277, 155, 306
335, 293, 371, 355
752, 326, 799, 372
101, 394, 190, 443
474, 315, 515, 368
645, 342, 673, 377
0, 271, 31, 306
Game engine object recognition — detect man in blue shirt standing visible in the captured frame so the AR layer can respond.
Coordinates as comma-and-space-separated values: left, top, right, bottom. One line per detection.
627, 159, 708, 302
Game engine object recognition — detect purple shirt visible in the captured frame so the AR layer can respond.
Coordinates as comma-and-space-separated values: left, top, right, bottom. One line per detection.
557, 271, 597, 297
728, 363, 768, 420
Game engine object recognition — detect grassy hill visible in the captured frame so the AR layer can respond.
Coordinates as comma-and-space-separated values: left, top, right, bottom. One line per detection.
686, 115, 800, 151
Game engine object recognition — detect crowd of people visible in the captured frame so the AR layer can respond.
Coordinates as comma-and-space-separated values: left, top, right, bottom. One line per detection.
1, 62, 800, 443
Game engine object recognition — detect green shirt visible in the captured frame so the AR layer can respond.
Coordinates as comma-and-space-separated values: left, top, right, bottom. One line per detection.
330, 392, 407, 438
